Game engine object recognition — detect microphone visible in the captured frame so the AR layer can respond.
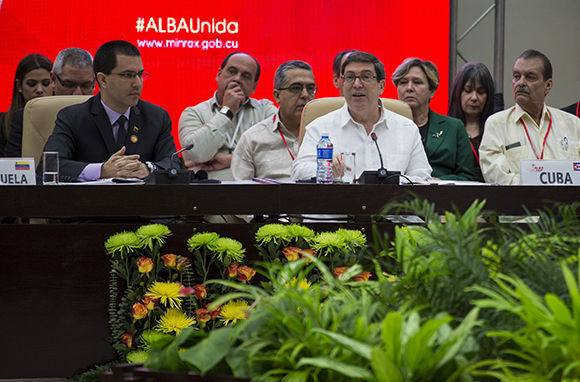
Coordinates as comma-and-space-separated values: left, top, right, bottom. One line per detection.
169, 144, 193, 177
371, 132, 387, 178
358, 132, 400, 184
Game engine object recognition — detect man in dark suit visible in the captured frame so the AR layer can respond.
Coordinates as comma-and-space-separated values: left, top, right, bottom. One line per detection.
40, 40, 178, 181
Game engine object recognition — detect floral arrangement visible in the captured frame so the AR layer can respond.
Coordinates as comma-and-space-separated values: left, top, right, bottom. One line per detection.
105, 225, 256, 362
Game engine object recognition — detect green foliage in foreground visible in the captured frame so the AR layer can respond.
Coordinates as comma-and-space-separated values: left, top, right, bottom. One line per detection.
141, 200, 580, 381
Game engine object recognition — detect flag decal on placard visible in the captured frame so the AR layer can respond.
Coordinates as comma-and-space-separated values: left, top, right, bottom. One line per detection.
573, 163, 580, 171
15, 161, 30, 171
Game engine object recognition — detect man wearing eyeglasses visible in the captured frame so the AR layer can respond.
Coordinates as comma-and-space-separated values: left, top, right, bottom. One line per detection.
292, 51, 431, 183
179, 52, 277, 180
232, 60, 316, 181
4, 48, 96, 157
40, 40, 178, 181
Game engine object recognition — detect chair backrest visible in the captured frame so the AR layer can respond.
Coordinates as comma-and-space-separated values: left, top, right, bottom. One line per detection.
22, 95, 91, 164
298, 97, 413, 146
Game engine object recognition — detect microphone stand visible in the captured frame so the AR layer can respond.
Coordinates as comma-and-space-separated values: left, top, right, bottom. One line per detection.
358, 132, 400, 184
146, 144, 194, 184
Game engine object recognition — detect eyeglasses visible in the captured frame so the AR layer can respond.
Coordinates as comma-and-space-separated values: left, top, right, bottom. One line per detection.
54, 73, 95, 91
277, 83, 317, 95
109, 70, 149, 80
341, 73, 377, 84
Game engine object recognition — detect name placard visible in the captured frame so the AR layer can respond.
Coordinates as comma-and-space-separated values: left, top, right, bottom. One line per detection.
0, 158, 36, 185
520, 160, 580, 185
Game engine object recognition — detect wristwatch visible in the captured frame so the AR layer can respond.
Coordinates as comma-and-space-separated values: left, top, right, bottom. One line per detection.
146, 161, 157, 174
219, 106, 234, 120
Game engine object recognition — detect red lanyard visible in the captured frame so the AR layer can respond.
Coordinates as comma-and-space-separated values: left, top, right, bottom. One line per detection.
520, 109, 552, 160
576, 101, 579, 117
274, 115, 295, 161
470, 140, 479, 163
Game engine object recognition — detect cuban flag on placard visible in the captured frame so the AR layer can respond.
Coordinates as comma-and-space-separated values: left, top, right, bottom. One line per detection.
574, 163, 580, 171
15, 161, 30, 171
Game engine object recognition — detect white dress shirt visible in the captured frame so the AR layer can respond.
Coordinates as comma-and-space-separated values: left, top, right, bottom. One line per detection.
291, 103, 432, 183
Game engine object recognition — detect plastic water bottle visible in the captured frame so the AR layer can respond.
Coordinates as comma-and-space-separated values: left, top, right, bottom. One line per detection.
316, 135, 333, 184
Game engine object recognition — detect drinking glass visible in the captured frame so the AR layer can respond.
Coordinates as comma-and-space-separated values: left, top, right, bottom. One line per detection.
340, 152, 356, 183
42, 151, 59, 185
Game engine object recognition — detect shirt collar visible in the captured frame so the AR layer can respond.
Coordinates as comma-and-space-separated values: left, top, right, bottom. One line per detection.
514, 103, 549, 125
101, 99, 131, 126
338, 101, 388, 131
270, 111, 295, 137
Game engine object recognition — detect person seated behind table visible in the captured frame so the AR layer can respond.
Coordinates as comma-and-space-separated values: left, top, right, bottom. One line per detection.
4, 47, 95, 158
332, 49, 357, 96
291, 51, 431, 183
480, 49, 580, 185
393, 58, 476, 181
39, 40, 178, 182
448, 62, 495, 182
178, 52, 277, 180
1, 54, 53, 157
232, 60, 316, 182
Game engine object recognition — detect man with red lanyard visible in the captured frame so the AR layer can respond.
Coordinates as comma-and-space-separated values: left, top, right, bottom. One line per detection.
480, 49, 580, 185
231, 61, 316, 182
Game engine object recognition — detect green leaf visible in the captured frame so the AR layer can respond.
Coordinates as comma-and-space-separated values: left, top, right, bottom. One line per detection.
544, 294, 573, 327
381, 311, 402, 364
371, 347, 403, 382
296, 357, 373, 379
312, 328, 373, 360
179, 327, 234, 375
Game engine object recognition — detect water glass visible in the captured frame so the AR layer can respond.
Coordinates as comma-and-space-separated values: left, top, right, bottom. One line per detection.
42, 151, 59, 185
340, 152, 356, 183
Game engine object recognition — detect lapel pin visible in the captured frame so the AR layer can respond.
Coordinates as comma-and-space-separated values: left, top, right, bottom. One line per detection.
432, 130, 443, 138
133, 126, 138, 132
130, 135, 138, 143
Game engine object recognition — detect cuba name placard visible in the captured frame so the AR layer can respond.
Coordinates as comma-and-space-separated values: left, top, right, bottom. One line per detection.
520, 160, 580, 185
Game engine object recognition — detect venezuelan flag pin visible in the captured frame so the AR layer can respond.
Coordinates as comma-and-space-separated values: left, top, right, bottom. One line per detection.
133, 126, 138, 132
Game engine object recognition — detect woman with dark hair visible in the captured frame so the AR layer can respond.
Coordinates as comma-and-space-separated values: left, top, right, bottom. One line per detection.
1, 53, 53, 156
448, 62, 495, 182
393, 58, 475, 181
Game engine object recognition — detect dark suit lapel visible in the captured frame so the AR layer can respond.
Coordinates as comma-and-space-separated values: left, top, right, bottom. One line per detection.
90, 94, 118, 156
426, 109, 446, 155
126, 105, 143, 154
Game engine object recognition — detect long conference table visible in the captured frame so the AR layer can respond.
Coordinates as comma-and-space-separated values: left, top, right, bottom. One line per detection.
0, 183, 578, 378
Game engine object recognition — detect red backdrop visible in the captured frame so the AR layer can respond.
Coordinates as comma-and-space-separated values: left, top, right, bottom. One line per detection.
0, 0, 450, 148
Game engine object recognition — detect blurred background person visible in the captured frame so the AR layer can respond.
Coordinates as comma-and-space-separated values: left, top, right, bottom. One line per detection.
448, 62, 495, 182
393, 57, 475, 181
0, 53, 53, 156
332, 49, 357, 96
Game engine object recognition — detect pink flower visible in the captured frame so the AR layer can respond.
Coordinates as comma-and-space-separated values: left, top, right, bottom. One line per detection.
196, 308, 211, 323
193, 284, 208, 299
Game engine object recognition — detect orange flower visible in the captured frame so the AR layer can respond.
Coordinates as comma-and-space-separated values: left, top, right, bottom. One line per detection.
136, 257, 153, 273
121, 333, 133, 348
333, 267, 349, 278
237, 265, 256, 282
132, 302, 148, 320
282, 247, 301, 261
300, 249, 316, 263
354, 271, 372, 282
227, 261, 240, 278
162, 254, 177, 268
196, 308, 211, 323
206, 303, 221, 318
142, 295, 158, 310
193, 284, 207, 299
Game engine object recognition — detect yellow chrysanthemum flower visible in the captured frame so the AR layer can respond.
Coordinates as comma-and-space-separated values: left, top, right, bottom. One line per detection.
155, 308, 195, 334
220, 299, 250, 325
146, 281, 182, 309
286, 278, 311, 290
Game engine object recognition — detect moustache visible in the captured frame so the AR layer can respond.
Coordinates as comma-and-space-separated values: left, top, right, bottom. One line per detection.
515, 86, 530, 95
